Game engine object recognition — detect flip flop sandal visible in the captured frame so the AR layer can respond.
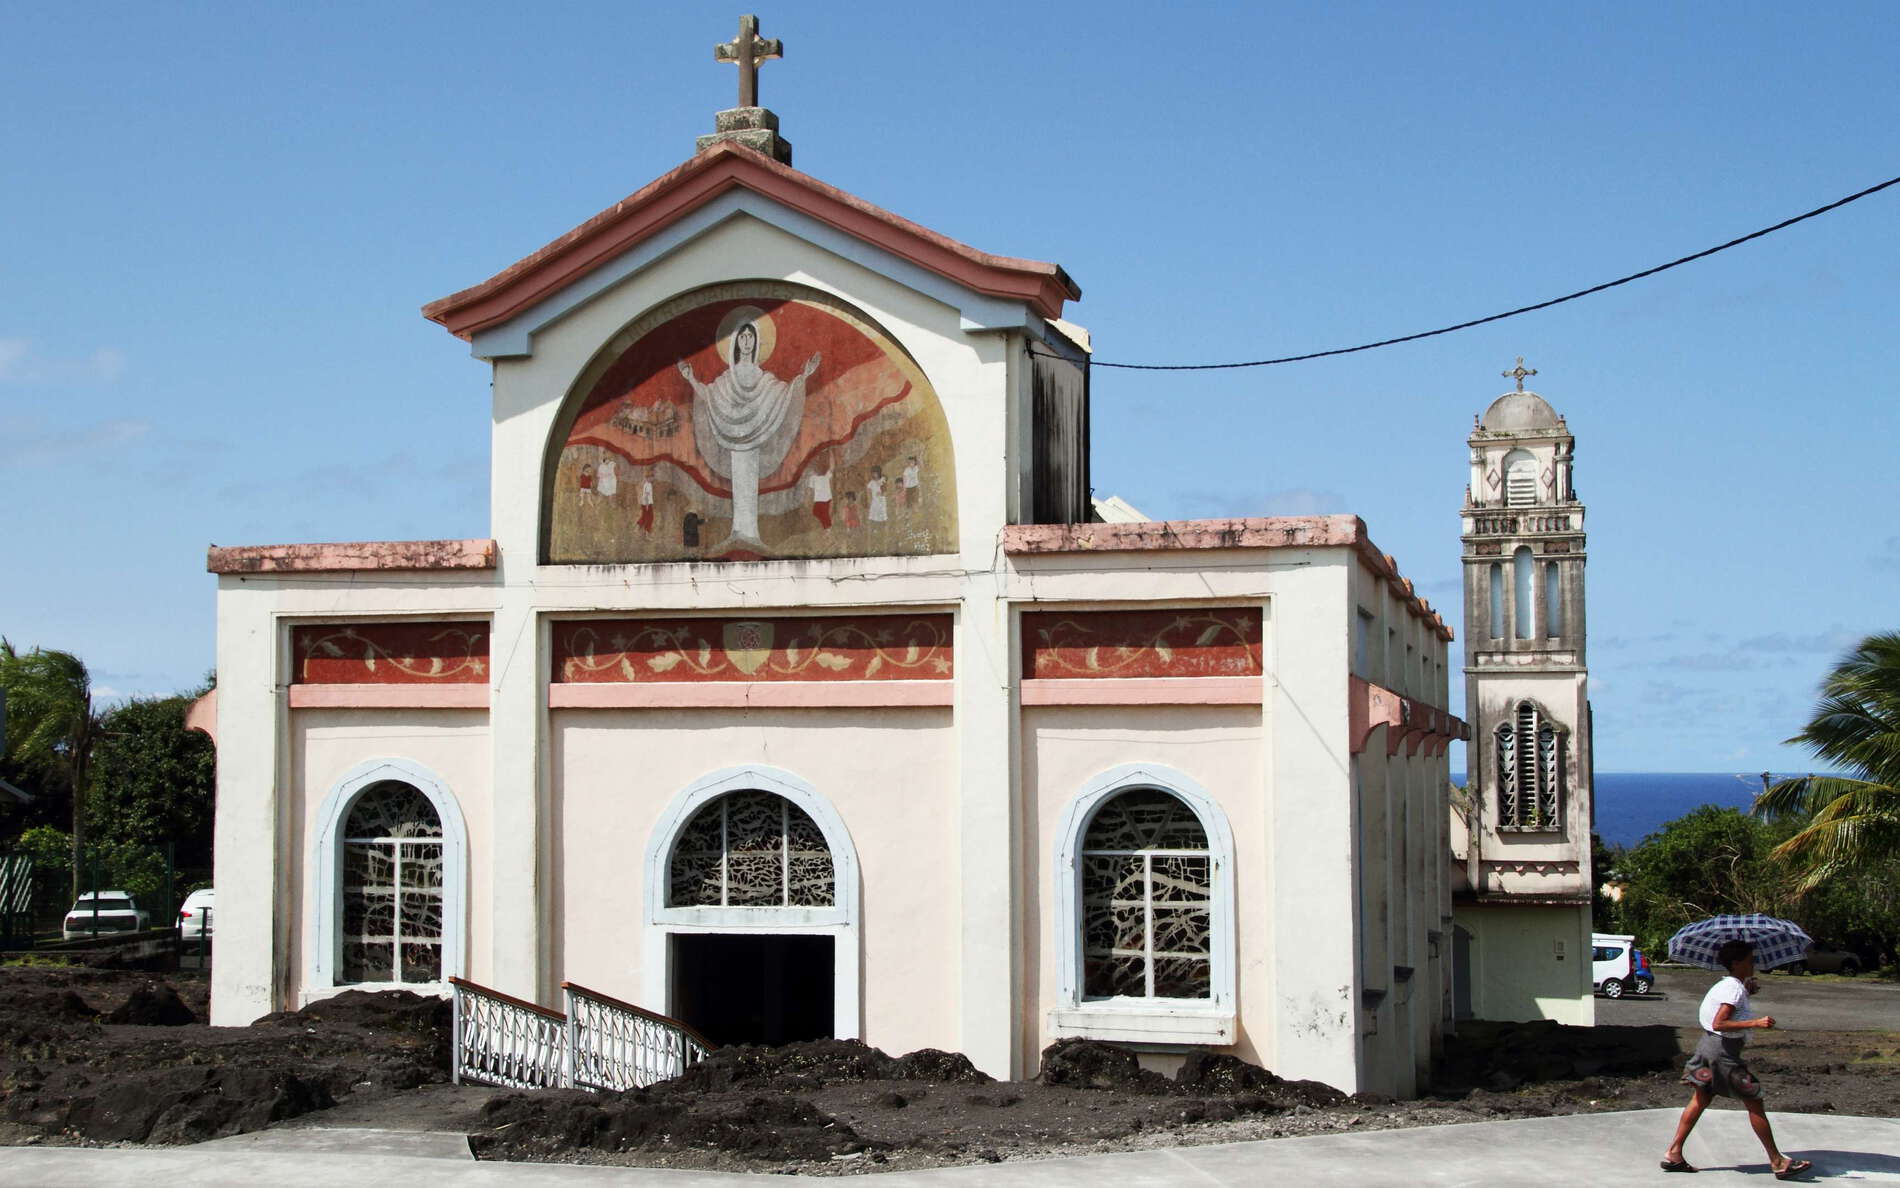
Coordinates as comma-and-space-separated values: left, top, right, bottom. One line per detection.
1774, 1159, 1813, 1180
1659, 1160, 1697, 1173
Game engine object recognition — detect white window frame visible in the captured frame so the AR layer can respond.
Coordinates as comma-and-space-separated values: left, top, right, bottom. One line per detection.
308, 757, 468, 1002
643, 764, 862, 1040
1052, 763, 1236, 1045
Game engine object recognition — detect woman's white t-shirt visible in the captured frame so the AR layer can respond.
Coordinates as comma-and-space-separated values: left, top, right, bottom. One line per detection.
1698, 975, 1754, 1034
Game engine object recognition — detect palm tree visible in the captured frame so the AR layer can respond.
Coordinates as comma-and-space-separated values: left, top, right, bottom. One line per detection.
1755, 631, 1900, 892
0, 640, 101, 896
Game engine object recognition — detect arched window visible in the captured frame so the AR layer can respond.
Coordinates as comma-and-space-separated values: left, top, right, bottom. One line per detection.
668, 789, 834, 908
1503, 449, 1539, 507
1054, 765, 1235, 1045
1512, 546, 1534, 640
341, 781, 444, 985
1081, 790, 1211, 999
1489, 561, 1504, 639
1495, 701, 1564, 831
1544, 561, 1563, 638
312, 758, 468, 996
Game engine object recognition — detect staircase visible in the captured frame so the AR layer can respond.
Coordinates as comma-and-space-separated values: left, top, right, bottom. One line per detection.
449, 976, 714, 1091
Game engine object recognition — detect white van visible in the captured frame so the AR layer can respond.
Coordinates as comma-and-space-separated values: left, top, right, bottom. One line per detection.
1592, 932, 1637, 998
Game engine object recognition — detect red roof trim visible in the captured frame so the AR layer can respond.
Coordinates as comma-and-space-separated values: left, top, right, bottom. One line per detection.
208, 539, 497, 575
1002, 516, 1454, 642
422, 142, 1080, 340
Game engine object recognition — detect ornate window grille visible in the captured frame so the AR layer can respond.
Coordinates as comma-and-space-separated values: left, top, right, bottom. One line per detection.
1495, 701, 1564, 831
340, 780, 445, 984
1079, 789, 1212, 1000
667, 789, 834, 908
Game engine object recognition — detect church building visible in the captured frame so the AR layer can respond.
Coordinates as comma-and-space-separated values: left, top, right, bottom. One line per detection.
198, 19, 1467, 1097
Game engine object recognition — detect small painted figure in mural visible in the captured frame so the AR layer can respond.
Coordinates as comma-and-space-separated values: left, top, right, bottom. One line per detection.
578, 462, 596, 495
867, 465, 888, 524
682, 510, 703, 548
808, 458, 833, 529
638, 467, 655, 533
901, 455, 920, 508
597, 456, 619, 499
841, 490, 861, 529
676, 309, 821, 550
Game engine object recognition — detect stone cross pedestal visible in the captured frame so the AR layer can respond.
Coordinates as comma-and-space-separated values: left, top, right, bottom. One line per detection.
697, 15, 793, 165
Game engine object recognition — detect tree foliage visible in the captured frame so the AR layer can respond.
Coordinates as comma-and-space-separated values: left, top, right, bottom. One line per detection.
1613, 806, 1796, 952
90, 693, 216, 869
1755, 631, 1900, 890
1612, 805, 1900, 964
0, 641, 100, 894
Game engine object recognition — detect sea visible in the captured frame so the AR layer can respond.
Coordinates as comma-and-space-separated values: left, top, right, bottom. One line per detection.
1451, 772, 1812, 849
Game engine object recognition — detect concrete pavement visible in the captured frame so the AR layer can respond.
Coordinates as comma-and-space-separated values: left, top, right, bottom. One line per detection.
3, 1108, 1897, 1186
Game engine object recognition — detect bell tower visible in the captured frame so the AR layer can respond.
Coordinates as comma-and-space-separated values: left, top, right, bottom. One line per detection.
1455, 359, 1595, 1022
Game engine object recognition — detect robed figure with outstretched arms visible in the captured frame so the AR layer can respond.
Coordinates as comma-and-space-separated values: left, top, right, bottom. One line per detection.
677, 309, 820, 549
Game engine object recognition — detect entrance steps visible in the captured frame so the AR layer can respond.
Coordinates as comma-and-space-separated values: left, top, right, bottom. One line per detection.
449, 977, 715, 1091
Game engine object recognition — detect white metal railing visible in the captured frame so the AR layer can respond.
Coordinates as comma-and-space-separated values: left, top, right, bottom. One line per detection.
450, 976, 572, 1089
450, 976, 714, 1092
564, 981, 715, 1090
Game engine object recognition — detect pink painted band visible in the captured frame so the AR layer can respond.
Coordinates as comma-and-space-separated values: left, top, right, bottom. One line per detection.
209, 539, 497, 574
289, 684, 490, 710
550, 680, 952, 709
1020, 677, 1262, 706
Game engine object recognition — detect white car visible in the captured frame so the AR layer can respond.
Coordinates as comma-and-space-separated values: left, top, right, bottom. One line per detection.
1591, 931, 1637, 999
177, 888, 215, 939
62, 891, 151, 940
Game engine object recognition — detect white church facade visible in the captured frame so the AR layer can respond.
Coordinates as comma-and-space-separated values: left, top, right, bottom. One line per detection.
199, 39, 1470, 1098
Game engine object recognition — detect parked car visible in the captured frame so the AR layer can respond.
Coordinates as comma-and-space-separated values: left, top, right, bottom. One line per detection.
1629, 947, 1656, 995
61, 891, 150, 940
177, 888, 215, 940
1788, 942, 1864, 976
1591, 932, 1639, 998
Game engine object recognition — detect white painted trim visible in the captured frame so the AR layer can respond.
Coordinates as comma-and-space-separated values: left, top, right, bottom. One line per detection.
308, 758, 469, 996
1051, 763, 1237, 1044
469, 196, 1034, 359
641, 764, 862, 1040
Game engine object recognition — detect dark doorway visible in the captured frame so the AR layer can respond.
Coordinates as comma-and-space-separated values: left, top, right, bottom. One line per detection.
671, 933, 834, 1047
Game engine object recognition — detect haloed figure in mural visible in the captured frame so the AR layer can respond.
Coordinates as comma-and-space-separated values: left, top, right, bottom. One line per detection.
677, 308, 820, 549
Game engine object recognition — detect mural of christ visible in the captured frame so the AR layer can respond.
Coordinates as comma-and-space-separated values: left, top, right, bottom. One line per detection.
676, 307, 820, 549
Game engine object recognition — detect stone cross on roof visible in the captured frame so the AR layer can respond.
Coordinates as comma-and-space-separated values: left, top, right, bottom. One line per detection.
714, 14, 781, 110
1502, 357, 1538, 392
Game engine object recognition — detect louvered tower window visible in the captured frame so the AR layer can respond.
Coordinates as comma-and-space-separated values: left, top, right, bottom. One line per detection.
1495, 700, 1564, 831
1504, 450, 1539, 507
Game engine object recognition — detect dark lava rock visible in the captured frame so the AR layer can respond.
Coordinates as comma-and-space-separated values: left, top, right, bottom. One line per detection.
1036, 1039, 1177, 1093
663, 1038, 899, 1092
107, 983, 197, 1026
1176, 1051, 1281, 1094
471, 1088, 880, 1163
73, 1065, 333, 1143
253, 989, 450, 1070
892, 1047, 991, 1083
875, 1090, 908, 1109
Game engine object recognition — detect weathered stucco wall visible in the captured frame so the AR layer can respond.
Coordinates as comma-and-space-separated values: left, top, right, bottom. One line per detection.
1454, 903, 1594, 1025
285, 709, 493, 1007
550, 705, 958, 1059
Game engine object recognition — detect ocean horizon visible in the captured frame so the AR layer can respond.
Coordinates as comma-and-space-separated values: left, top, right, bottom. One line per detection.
1452, 771, 1821, 849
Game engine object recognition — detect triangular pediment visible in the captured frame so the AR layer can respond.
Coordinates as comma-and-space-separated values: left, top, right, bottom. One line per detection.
423, 142, 1078, 354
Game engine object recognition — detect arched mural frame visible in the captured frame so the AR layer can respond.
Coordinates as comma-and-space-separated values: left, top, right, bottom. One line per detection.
540, 279, 957, 565
642, 764, 863, 1040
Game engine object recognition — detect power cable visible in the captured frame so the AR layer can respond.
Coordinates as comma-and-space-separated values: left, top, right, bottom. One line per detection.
1045, 172, 1900, 371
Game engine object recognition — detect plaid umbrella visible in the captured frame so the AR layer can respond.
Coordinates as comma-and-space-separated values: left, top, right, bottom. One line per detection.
1667, 914, 1814, 971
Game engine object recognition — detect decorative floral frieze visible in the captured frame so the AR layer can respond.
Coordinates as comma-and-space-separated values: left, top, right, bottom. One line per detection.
1022, 608, 1261, 680
552, 615, 953, 683
292, 622, 489, 685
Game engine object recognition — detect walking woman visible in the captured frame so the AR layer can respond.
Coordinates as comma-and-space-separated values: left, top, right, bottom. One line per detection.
1660, 939, 1812, 1179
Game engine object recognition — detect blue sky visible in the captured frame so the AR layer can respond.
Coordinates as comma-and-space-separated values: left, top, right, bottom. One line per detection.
3, 3, 1894, 772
